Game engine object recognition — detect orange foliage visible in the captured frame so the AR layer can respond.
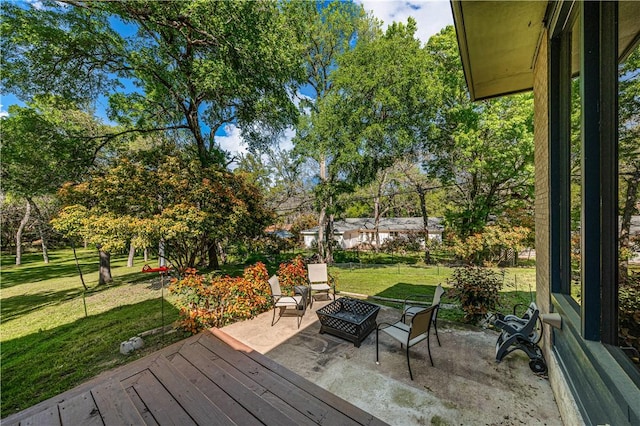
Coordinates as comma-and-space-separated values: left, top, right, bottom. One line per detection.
276, 255, 308, 296
169, 262, 271, 334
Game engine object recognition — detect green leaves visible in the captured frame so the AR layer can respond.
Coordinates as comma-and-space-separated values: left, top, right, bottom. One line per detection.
426, 26, 535, 237
1, 97, 108, 198
3, 0, 303, 167
448, 266, 503, 323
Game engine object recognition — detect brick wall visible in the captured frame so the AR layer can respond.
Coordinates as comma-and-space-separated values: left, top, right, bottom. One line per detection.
533, 29, 584, 426
533, 29, 550, 317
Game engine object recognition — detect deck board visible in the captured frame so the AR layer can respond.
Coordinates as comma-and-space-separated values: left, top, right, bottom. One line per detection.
92, 379, 146, 426
199, 331, 361, 425
122, 369, 197, 426
20, 406, 60, 426
211, 329, 388, 426
178, 342, 306, 426
58, 391, 102, 426
149, 356, 236, 426
3, 329, 388, 426
170, 352, 263, 426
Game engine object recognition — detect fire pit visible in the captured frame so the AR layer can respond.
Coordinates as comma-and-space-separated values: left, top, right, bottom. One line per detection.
316, 297, 380, 347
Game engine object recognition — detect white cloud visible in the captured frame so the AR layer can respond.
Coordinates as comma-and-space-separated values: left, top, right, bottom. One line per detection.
216, 124, 247, 157
358, 0, 453, 44
278, 127, 296, 152
25, 0, 45, 10
0, 104, 8, 119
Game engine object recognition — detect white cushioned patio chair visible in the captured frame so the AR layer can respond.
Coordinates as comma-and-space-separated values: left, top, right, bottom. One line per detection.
306, 263, 335, 307
376, 305, 437, 380
268, 275, 307, 329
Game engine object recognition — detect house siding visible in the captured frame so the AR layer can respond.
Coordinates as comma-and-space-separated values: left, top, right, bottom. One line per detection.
533, 29, 584, 426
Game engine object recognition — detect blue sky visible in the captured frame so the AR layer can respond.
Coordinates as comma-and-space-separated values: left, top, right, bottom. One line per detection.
1, 0, 453, 155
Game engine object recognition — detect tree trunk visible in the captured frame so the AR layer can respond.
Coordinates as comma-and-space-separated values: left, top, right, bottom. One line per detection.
325, 212, 334, 264
15, 200, 31, 266
28, 199, 49, 264
208, 240, 220, 270
127, 241, 135, 267
144, 247, 149, 262
374, 196, 381, 251
158, 239, 166, 267
98, 249, 113, 285
418, 188, 431, 264
619, 165, 640, 284
217, 241, 226, 265
373, 170, 388, 252
317, 155, 328, 260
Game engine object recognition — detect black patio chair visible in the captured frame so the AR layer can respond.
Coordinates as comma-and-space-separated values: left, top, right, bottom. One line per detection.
376, 305, 438, 380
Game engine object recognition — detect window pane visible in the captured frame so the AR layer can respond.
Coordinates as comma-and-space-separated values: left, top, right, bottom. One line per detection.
570, 18, 582, 304
618, 41, 640, 369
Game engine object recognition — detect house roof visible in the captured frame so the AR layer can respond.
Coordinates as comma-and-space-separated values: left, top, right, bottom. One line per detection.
451, 1, 640, 101
3, 329, 386, 426
301, 217, 443, 235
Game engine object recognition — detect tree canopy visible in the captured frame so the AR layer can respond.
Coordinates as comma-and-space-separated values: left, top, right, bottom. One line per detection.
2, 0, 303, 166
426, 27, 535, 237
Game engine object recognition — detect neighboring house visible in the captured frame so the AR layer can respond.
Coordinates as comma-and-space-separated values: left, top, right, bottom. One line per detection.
451, 2, 640, 424
300, 217, 443, 249
265, 224, 293, 239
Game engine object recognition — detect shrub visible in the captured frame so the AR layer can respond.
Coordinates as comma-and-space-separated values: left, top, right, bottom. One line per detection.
446, 225, 530, 266
448, 266, 503, 323
277, 255, 308, 296
169, 262, 271, 334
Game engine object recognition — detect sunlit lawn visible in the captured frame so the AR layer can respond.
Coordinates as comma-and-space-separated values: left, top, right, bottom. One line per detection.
332, 263, 537, 321
0, 248, 184, 418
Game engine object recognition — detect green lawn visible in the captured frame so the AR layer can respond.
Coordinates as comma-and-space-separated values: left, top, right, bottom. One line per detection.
0, 248, 184, 418
331, 263, 537, 321
0, 248, 537, 418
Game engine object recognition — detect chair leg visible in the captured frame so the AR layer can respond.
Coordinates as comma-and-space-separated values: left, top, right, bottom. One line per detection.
427, 334, 434, 367
434, 320, 441, 346
406, 346, 413, 380
375, 328, 380, 364
271, 306, 277, 326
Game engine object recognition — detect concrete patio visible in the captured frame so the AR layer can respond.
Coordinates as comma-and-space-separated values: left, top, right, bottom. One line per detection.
222, 298, 563, 426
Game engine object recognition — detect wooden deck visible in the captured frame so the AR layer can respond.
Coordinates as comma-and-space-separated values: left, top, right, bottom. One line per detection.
3, 329, 387, 426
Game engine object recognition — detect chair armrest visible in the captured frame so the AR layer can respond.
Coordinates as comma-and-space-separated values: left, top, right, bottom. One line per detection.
293, 285, 308, 308
293, 285, 308, 296
377, 321, 395, 330
377, 321, 409, 332
402, 294, 433, 311
328, 272, 336, 295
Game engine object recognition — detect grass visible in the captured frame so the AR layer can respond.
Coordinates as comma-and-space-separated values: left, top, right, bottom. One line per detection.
0, 248, 537, 418
1, 248, 184, 418
331, 263, 537, 322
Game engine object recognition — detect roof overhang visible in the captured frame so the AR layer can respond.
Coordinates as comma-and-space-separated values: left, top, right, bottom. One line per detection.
451, 1, 640, 101
451, 1, 548, 101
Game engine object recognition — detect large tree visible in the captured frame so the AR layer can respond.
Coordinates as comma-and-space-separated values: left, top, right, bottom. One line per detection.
1, 97, 108, 264
2, 0, 302, 167
55, 145, 272, 275
285, 0, 375, 262
305, 17, 437, 260
426, 26, 535, 238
